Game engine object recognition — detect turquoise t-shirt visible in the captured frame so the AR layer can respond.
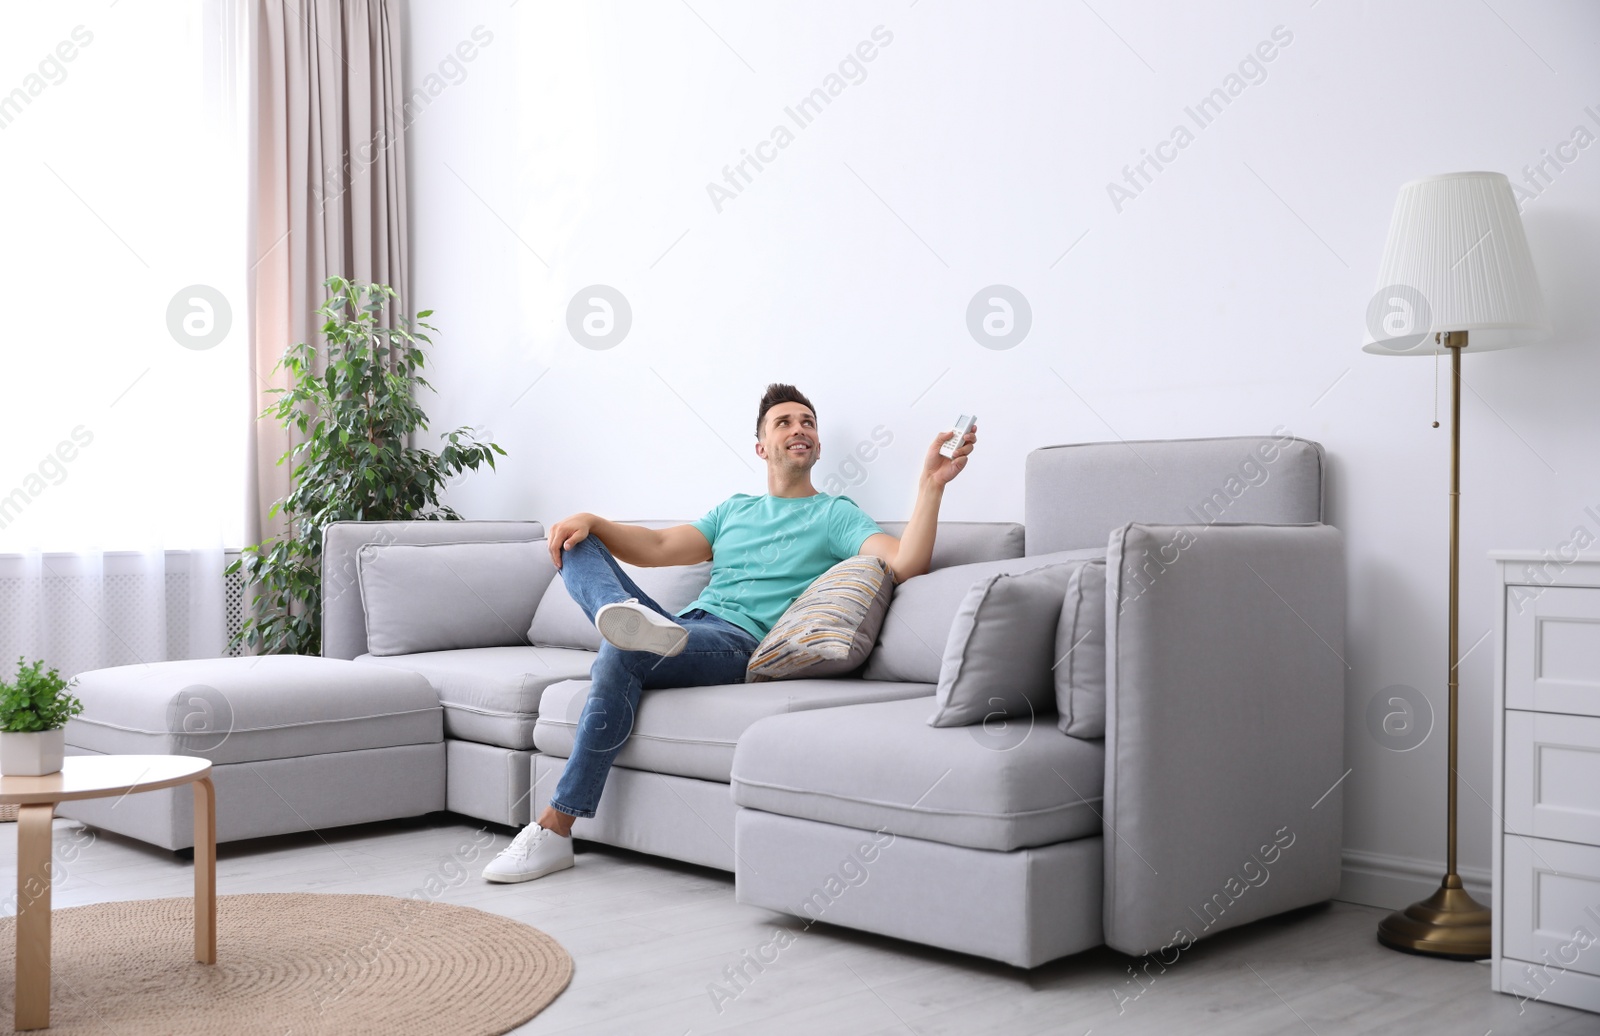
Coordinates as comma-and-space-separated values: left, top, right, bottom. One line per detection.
684, 493, 884, 640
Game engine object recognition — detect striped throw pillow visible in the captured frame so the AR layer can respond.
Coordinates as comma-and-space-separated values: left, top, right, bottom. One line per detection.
745, 555, 894, 682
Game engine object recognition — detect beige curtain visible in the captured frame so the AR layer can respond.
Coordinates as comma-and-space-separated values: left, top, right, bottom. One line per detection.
247, 0, 409, 544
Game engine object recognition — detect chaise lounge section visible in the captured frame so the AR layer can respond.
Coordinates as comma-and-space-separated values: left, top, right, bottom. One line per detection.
59, 655, 446, 850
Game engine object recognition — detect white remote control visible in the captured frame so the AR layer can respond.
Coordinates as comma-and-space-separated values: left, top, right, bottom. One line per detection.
940, 414, 975, 458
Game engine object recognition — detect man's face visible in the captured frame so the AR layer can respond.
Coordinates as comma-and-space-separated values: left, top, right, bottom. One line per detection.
756, 401, 820, 473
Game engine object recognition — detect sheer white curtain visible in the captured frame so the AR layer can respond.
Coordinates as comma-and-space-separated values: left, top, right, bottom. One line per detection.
0, 2, 246, 677
0, 551, 226, 680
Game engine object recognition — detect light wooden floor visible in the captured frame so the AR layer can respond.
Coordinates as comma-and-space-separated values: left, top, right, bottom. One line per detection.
2, 813, 1595, 1035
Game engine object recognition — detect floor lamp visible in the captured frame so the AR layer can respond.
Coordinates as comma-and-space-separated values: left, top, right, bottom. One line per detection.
1362, 171, 1549, 959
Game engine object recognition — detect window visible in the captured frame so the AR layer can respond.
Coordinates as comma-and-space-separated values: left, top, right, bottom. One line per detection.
0, 1, 246, 552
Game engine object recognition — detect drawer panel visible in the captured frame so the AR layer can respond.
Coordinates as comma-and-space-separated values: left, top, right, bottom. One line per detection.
1505, 710, 1600, 843
1501, 836, 1600, 980
1506, 585, 1600, 717
1498, 956, 1600, 1013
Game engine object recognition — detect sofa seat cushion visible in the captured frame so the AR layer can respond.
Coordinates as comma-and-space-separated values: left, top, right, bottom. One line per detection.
357, 646, 597, 750
65, 656, 441, 766
731, 697, 1103, 852
533, 678, 934, 783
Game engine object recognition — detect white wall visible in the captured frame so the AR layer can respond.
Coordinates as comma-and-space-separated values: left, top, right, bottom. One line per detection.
401, 0, 1600, 906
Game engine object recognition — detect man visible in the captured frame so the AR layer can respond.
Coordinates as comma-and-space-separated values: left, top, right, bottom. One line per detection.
482, 383, 977, 882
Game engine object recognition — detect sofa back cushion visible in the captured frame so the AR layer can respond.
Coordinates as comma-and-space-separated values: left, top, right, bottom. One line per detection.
322, 520, 547, 660
863, 547, 1104, 685
520, 520, 1020, 654
529, 560, 713, 650
876, 520, 1024, 568
357, 540, 551, 656
1024, 434, 1324, 554
927, 559, 1087, 727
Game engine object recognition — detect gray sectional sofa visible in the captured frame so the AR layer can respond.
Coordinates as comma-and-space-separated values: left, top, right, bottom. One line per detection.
62, 435, 1347, 969
330, 434, 1346, 966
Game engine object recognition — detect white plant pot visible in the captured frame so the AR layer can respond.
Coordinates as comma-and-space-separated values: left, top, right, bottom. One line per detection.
1, 728, 66, 776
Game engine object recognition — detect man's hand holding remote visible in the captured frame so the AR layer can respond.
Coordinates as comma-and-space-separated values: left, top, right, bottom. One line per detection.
926, 418, 978, 487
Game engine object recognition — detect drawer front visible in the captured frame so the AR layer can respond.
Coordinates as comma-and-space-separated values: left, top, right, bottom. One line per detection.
1501, 836, 1600, 980
1506, 585, 1600, 718
1505, 710, 1600, 843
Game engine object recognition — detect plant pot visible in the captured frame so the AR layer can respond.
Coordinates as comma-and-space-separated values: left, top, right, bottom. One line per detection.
1, 728, 66, 776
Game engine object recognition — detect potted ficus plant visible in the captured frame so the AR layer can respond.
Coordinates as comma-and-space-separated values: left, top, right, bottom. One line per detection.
229, 277, 506, 655
0, 658, 84, 776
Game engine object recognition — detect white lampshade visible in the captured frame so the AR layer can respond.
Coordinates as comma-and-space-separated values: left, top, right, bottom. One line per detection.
1362, 171, 1549, 355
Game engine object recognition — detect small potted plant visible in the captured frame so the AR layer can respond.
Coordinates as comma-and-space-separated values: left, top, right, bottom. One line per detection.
0, 658, 84, 776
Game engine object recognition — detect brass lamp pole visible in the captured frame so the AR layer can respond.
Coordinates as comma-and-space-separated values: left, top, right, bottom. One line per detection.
1361, 172, 1548, 961
1375, 330, 1492, 959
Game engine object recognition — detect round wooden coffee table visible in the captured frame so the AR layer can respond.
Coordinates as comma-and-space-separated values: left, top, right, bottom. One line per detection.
2, 754, 215, 1030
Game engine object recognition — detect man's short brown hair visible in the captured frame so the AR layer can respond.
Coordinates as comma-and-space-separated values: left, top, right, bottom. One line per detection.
755, 383, 816, 438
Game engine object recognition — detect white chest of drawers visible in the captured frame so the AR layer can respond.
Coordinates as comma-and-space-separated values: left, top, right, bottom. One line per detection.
1492, 550, 1600, 1014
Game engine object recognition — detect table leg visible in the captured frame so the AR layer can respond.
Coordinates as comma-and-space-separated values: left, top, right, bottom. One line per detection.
193, 776, 216, 964
15, 803, 54, 1031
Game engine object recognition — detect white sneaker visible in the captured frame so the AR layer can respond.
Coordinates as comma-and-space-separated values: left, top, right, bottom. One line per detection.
595, 598, 689, 657
482, 824, 575, 883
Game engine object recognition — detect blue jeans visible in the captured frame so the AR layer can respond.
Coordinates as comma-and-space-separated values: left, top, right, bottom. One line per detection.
547, 536, 757, 819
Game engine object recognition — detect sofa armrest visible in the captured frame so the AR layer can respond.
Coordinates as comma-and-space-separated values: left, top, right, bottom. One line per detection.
1102, 521, 1345, 955
321, 519, 546, 660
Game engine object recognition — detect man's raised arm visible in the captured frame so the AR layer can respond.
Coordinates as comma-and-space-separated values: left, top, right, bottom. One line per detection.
862, 422, 977, 583
546, 514, 711, 570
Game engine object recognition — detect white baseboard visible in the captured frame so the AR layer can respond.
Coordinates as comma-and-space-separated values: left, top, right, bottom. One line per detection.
1336, 848, 1491, 911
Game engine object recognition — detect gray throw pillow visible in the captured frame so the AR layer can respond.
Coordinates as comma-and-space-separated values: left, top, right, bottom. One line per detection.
863, 547, 1104, 685
529, 559, 713, 650
746, 556, 893, 682
1055, 558, 1108, 739
926, 561, 1085, 728
357, 540, 553, 657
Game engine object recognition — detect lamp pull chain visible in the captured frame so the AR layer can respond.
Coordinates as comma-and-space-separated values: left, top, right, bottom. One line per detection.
1432, 335, 1441, 428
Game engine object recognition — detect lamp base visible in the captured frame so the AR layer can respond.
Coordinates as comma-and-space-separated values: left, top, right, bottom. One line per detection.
1376, 874, 1491, 960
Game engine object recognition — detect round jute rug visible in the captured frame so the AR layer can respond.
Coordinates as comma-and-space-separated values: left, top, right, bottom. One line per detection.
0, 893, 571, 1035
